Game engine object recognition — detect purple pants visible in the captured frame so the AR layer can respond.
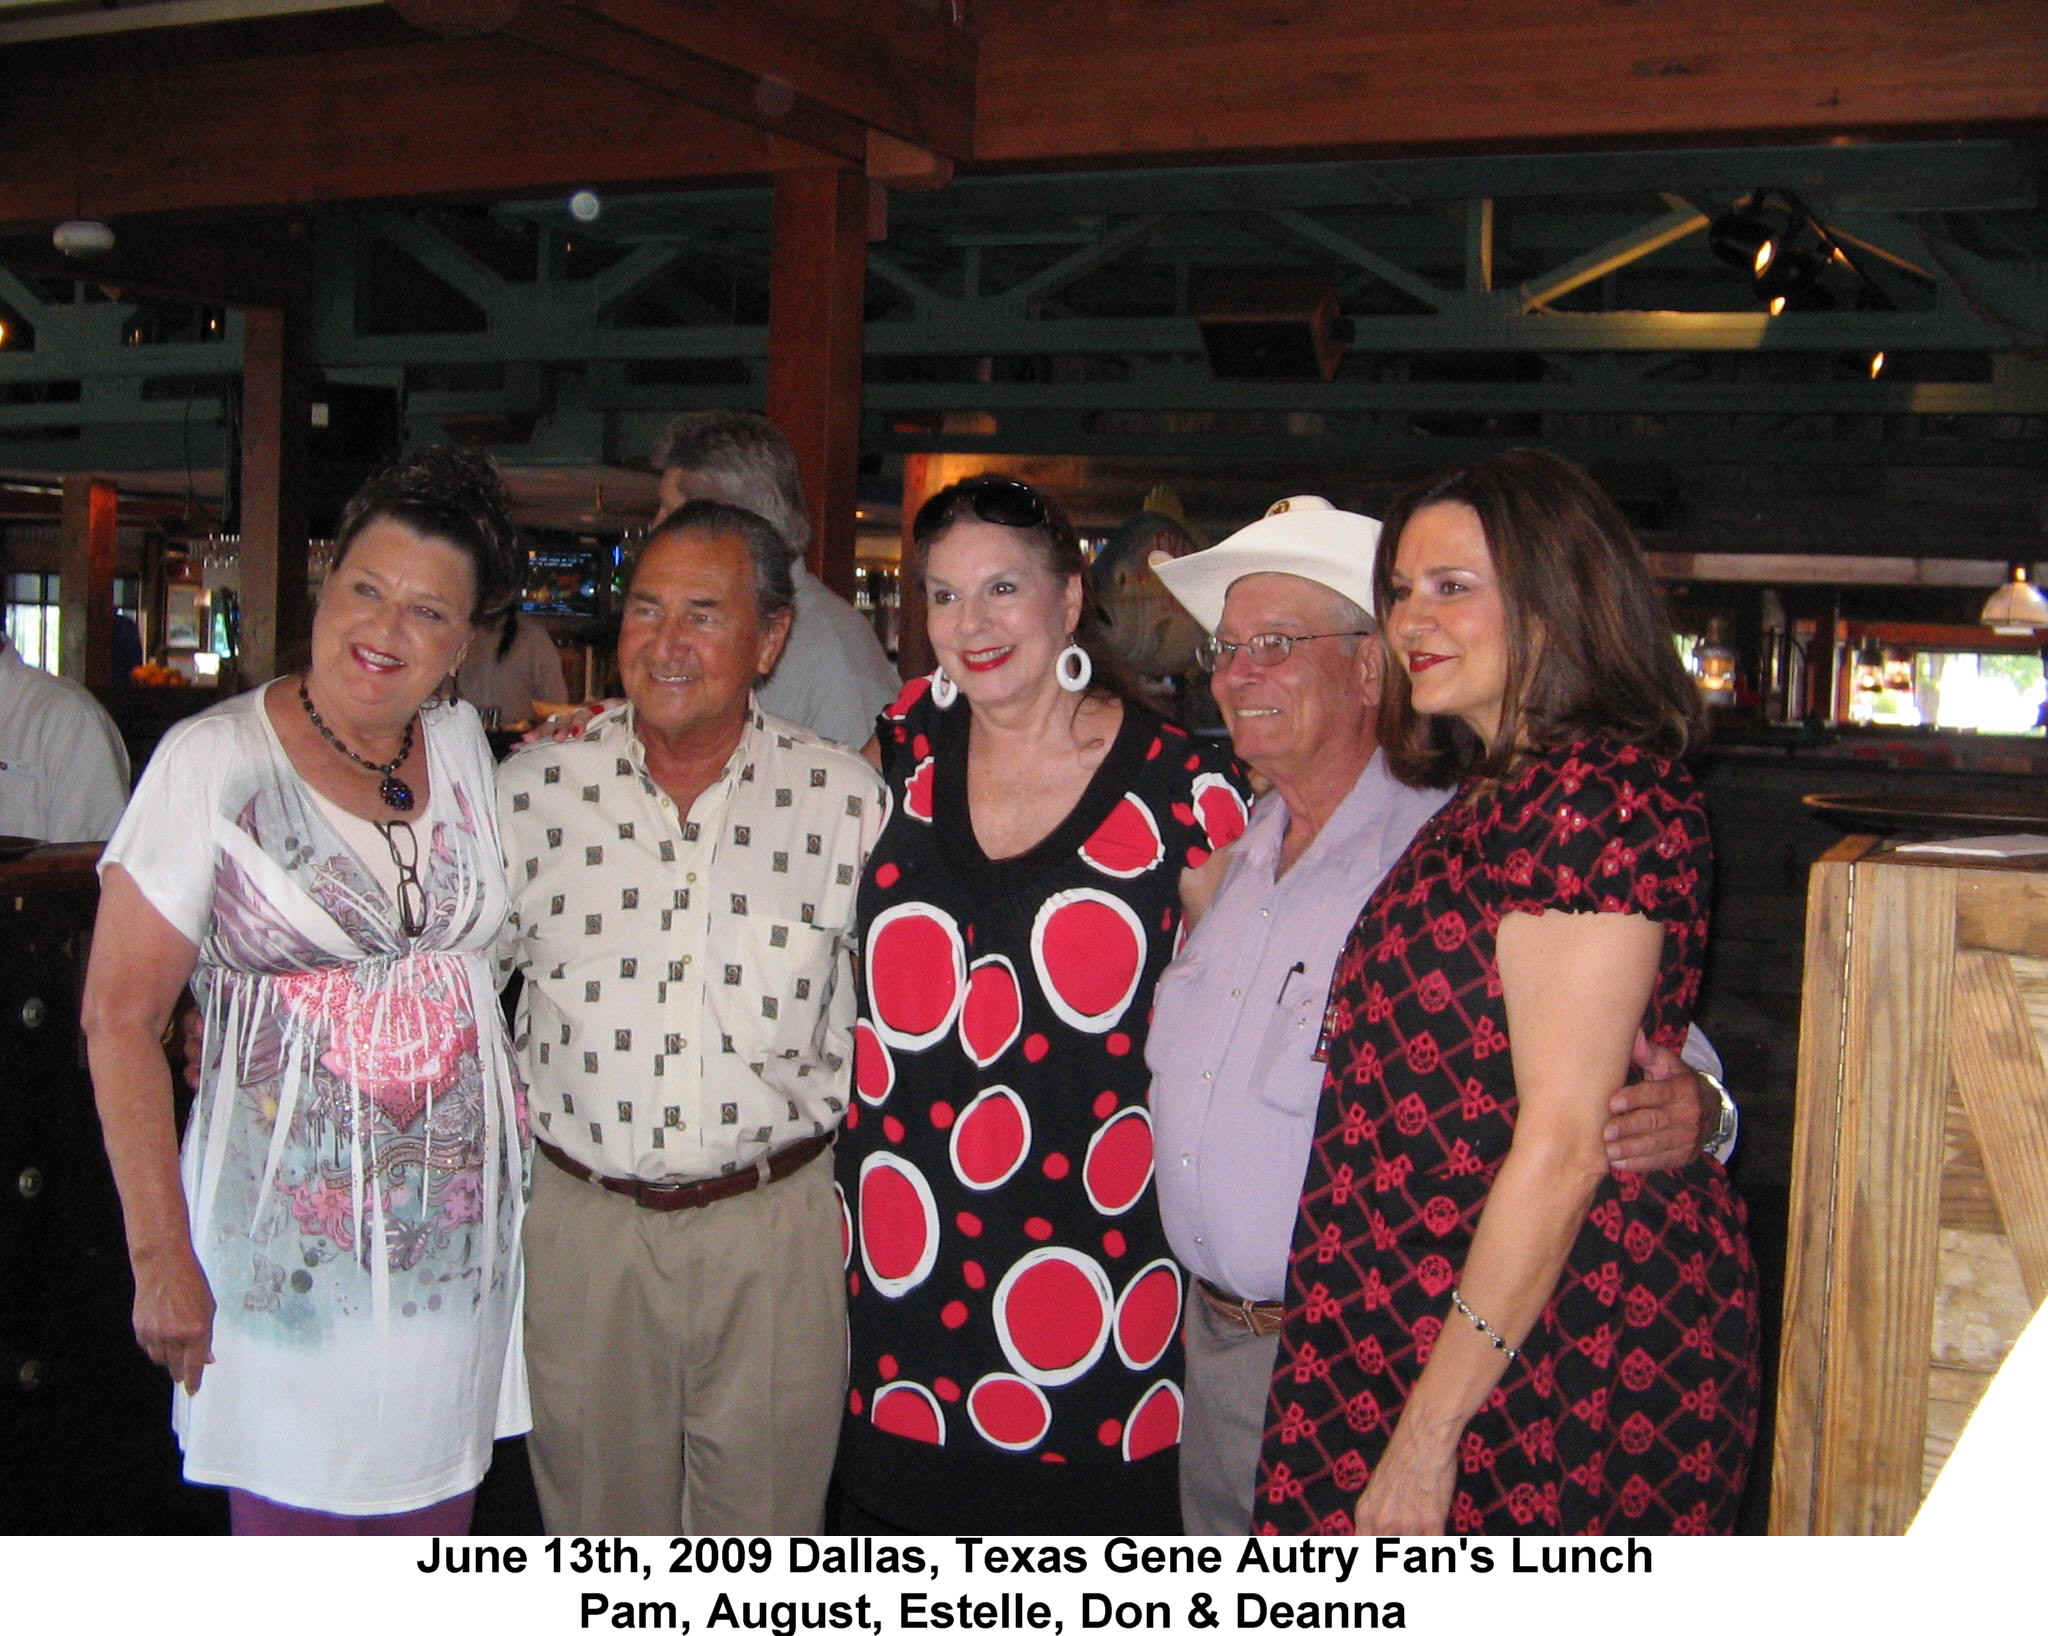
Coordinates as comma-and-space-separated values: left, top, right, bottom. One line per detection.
228, 1488, 476, 1536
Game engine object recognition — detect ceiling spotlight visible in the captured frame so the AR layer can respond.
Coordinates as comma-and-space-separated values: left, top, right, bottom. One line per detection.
52, 218, 116, 257
1980, 563, 2048, 634
1755, 247, 1823, 309
1709, 209, 1777, 275
1767, 284, 1837, 316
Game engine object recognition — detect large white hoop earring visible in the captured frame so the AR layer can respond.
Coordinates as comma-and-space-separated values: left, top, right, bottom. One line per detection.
1056, 642, 1092, 693
930, 666, 959, 709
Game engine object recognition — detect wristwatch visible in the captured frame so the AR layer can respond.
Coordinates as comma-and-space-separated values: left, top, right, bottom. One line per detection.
1698, 1070, 1738, 1159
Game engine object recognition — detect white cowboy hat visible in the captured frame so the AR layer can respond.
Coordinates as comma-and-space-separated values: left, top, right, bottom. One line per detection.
1151, 496, 1382, 634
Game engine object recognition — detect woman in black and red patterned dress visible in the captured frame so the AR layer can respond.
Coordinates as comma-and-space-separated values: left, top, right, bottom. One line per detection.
1255, 450, 1758, 1535
837, 476, 1250, 1534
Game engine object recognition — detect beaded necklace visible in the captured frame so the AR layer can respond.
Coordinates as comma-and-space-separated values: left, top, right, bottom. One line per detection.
298, 677, 417, 812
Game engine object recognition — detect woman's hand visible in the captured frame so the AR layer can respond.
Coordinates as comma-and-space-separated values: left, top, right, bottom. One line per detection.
1352, 1416, 1459, 1535
518, 699, 618, 745
131, 1243, 217, 1394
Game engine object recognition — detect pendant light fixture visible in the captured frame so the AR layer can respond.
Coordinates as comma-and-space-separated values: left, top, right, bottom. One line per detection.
1979, 564, 2048, 635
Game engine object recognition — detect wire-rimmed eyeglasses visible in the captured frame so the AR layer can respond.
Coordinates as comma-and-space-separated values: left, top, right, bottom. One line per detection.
1196, 629, 1372, 672
376, 819, 428, 939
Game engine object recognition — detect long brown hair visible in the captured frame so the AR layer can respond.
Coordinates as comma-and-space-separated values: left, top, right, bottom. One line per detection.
1374, 449, 1702, 788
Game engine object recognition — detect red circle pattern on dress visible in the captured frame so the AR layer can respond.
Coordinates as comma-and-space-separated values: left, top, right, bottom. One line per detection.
902, 756, 937, 823
957, 954, 1024, 1067
1191, 772, 1249, 849
866, 901, 966, 1050
1030, 889, 1145, 1034
854, 1018, 895, 1106
1112, 1258, 1183, 1370
948, 1085, 1034, 1192
1122, 1379, 1183, 1463
1077, 793, 1165, 879
857, 1152, 940, 1297
872, 1380, 945, 1445
992, 1245, 1114, 1387
967, 1372, 1053, 1453
1083, 1105, 1156, 1218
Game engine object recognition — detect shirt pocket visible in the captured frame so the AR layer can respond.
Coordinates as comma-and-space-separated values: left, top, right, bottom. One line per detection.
723, 912, 846, 1082
1250, 978, 1330, 1118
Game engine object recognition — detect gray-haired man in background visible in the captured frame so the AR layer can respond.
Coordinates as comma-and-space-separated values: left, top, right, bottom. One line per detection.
651, 412, 900, 749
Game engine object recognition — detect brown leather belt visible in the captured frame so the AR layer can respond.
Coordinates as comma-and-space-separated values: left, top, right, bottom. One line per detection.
1197, 1276, 1285, 1338
536, 1130, 832, 1213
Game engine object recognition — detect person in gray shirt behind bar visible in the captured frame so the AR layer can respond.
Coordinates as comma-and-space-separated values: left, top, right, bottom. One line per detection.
1146, 496, 1738, 1535
650, 411, 899, 751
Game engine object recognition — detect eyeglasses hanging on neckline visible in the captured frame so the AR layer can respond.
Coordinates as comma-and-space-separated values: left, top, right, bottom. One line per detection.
375, 819, 428, 939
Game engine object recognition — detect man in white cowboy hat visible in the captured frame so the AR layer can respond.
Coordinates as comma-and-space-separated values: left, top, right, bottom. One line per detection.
1146, 496, 1737, 1535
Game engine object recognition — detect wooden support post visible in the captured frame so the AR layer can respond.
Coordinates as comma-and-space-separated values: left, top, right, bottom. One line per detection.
895, 453, 947, 679
767, 167, 867, 600
1773, 842, 2048, 1533
1773, 841, 1956, 1533
239, 305, 312, 685
57, 477, 118, 687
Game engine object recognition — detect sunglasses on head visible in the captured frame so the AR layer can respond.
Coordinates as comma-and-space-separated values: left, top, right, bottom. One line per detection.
916, 477, 1052, 539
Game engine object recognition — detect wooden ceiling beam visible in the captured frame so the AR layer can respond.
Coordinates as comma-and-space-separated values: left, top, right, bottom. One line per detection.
573, 0, 975, 158
494, 2, 872, 164
0, 31, 836, 226
974, 0, 2048, 164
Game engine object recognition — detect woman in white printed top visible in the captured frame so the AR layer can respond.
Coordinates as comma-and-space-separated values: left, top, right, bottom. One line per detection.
82, 447, 529, 1533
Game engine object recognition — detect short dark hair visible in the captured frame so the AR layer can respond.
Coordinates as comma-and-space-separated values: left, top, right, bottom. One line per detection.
650, 412, 808, 561
1373, 448, 1702, 787
330, 445, 522, 625
640, 499, 796, 624
910, 474, 1144, 708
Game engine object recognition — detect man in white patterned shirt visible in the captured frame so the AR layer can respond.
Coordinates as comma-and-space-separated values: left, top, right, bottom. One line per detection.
499, 500, 884, 1535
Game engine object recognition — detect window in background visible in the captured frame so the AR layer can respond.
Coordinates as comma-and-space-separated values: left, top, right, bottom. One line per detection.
1849, 646, 2047, 733
4, 574, 148, 673
1925, 650, 2046, 735
4, 571, 59, 670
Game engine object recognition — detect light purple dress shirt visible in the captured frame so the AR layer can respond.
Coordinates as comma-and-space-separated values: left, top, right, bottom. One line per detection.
1148, 750, 1447, 1304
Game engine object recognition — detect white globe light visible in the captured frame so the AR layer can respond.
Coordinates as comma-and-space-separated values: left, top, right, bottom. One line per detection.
568, 190, 601, 223
53, 219, 116, 257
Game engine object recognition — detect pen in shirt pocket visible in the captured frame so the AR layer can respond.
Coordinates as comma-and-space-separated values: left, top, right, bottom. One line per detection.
1276, 959, 1306, 1006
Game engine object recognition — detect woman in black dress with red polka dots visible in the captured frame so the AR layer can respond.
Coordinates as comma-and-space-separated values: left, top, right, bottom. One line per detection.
1255, 451, 1758, 1535
836, 477, 1249, 1534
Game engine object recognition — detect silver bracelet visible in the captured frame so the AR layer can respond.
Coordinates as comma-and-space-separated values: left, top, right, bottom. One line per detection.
1450, 1286, 1519, 1363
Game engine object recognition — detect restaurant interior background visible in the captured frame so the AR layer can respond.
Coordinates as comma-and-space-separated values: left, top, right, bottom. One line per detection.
0, 0, 2044, 1535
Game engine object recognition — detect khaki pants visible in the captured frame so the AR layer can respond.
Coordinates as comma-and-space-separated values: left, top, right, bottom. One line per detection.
522, 1147, 845, 1535
1178, 1284, 1280, 1537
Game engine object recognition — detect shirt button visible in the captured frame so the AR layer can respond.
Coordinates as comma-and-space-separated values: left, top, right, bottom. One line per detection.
1203, 1070, 1213, 1080
1194, 1235, 1205, 1246
1230, 987, 1242, 999
1258, 908, 1270, 918
687, 872, 698, 883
